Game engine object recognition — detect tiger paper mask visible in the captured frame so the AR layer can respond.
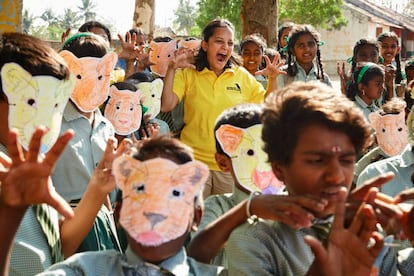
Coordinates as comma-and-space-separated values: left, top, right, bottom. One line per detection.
1, 63, 75, 153
136, 78, 163, 119
104, 85, 142, 135
216, 124, 284, 194
369, 111, 408, 157
59, 50, 118, 112
113, 156, 209, 246
149, 39, 176, 77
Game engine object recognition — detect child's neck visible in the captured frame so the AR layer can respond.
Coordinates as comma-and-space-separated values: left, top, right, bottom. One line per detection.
359, 94, 373, 106
297, 61, 313, 75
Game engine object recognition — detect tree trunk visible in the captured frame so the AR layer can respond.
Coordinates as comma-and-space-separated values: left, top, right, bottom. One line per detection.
0, 0, 22, 33
133, 0, 155, 40
240, 0, 278, 49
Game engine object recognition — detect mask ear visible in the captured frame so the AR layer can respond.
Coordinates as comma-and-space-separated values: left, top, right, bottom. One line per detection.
215, 124, 244, 156
172, 160, 209, 198
59, 50, 81, 72
112, 155, 143, 191
100, 52, 118, 75
1, 63, 33, 99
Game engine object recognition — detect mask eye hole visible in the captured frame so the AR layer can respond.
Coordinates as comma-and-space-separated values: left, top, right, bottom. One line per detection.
247, 149, 254, 156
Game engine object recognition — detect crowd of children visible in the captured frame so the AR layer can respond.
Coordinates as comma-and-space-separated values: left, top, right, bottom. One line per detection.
2, 14, 414, 276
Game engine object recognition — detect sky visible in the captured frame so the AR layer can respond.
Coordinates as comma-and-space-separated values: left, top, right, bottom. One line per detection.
22, 0, 190, 34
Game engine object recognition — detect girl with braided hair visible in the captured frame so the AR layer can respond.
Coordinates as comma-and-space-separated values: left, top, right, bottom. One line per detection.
277, 24, 332, 88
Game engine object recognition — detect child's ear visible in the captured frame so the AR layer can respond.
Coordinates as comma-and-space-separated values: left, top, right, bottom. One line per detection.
201, 40, 208, 52
271, 162, 285, 182
215, 152, 232, 172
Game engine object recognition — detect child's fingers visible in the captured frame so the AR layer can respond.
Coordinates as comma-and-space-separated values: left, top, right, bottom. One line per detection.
0, 152, 12, 169
7, 129, 24, 165
358, 205, 378, 244
368, 232, 384, 259
43, 129, 74, 169
394, 188, 414, 203
331, 187, 348, 231
304, 235, 326, 262
26, 127, 47, 162
351, 173, 394, 200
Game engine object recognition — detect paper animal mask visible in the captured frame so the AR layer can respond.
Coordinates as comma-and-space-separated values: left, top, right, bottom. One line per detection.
104, 85, 142, 135
216, 124, 284, 194
179, 39, 201, 51
1, 63, 74, 153
149, 39, 176, 77
369, 110, 408, 156
59, 50, 118, 112
136, 78, 163, 119
113, 156, 209, 246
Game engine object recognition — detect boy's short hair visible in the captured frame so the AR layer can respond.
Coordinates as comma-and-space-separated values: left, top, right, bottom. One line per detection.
133, 135, 194, 164
214, 103, 262, 156
61, 32, 109, 58
78, 21, 112, 43
262, 81, 373, 165
0, 32, 70, 101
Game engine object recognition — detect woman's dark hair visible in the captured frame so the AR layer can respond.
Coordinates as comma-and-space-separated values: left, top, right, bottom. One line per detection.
195, 18, 242, 71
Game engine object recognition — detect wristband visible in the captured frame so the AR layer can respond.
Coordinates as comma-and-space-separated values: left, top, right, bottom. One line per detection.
246, 191, 261, 224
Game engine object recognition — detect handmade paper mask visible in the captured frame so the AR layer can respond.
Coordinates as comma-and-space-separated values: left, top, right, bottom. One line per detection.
1, 63, 75, 152
179, 39, 201, 51
137, 78, 163, 119
113, 156, 209, 246
149, 39, 176, 77
369, 111, 408, 156
104, 85, 142, 135
216, 124, 284, 194
59, 50, 118, 112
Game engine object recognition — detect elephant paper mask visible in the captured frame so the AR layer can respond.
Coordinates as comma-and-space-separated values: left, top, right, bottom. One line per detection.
216, 124, 284, 194
149, 39, 176, 77
59, 50, 117, 112
369, 110, 408, 157
1, 63, 75, 153
136, 78, 163, 120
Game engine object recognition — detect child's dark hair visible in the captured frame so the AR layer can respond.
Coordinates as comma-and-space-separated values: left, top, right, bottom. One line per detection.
240, 33, 267, 54
0, 32, 70, 101
126, 72, 155, 84
133, 135, 194, 164
377, 31, 403, 84
379, 97, 406, 115
262, 81, 373, 165
286, 24, 326, 82
349, 38, 380, 73
214, 103, 262, 157
61, 32, 109, 58
195, 18, 242, 71
277, 22, 295, 51
152, 36, 174, 43
78, 21, 112, 43
347, 62, 384, 100
126, 28, 146, 41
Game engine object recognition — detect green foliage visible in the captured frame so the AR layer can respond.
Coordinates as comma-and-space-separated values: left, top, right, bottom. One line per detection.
173, 0, 198, 35
195, 0, 348, 39
196, 0, 243, 39
279, 0, 347, 30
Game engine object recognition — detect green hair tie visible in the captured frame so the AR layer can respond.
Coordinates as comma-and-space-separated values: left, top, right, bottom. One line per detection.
319, 41, 325, 46
346, 57, 353, 64
61, 32, 95, 50
357, 62, 376, 84
141, 104, 149, 114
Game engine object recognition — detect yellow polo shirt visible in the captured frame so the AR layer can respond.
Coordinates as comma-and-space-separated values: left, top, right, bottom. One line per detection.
173, 66, 265, 170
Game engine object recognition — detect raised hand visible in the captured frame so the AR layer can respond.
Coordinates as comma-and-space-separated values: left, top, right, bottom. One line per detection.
250, 194, 327, 229
88, 137, 133, 195
305, 187, 384, 276
0, 127, 74, 218
169, 47, 196, 70
336, 61, 350, 95
393, 188, 414, 246
255, 51, 286, 78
